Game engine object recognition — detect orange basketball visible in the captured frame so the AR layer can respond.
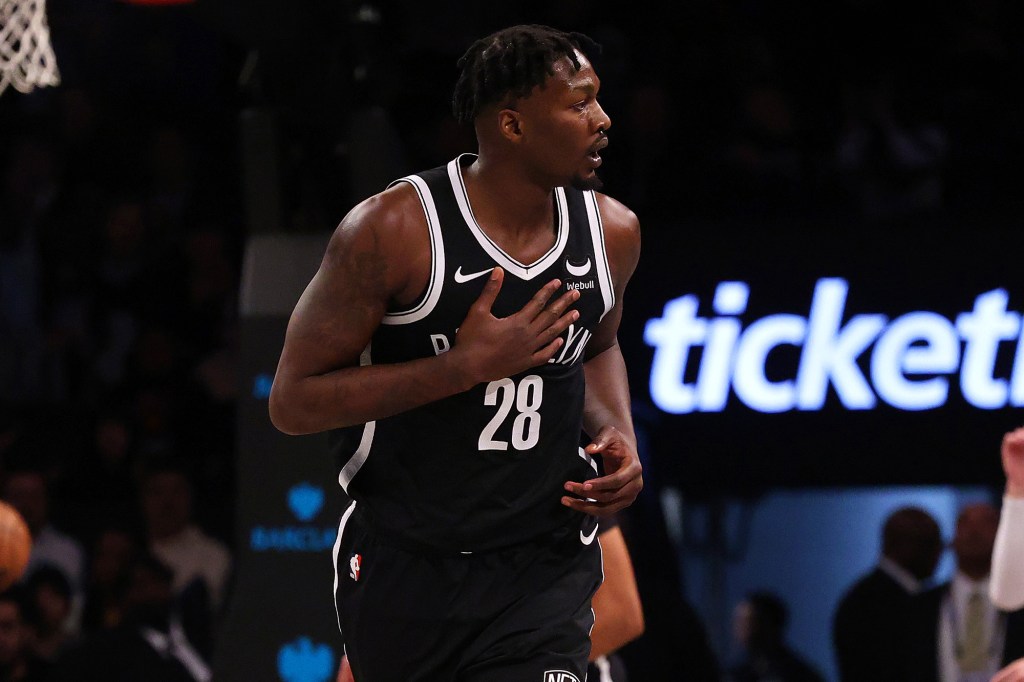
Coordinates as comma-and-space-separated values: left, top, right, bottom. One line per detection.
0, 502, 32, 591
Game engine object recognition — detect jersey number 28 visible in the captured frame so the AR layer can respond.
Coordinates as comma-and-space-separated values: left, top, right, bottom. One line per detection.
478, 375, 543, 451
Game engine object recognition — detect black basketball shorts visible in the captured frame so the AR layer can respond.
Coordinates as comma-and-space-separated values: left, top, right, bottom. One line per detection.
333, 502, 603, 682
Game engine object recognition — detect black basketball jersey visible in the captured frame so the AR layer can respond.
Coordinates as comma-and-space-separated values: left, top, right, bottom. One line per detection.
330, 154, 615, 552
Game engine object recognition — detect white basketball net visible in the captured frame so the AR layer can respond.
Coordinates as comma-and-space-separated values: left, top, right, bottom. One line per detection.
0, 0, 60, 95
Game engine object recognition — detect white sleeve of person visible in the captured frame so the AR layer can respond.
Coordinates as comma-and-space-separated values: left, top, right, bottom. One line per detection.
991, 495, 1024, 611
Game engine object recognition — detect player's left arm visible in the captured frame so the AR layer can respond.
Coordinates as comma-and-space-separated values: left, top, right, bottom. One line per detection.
563, 193, 643, 516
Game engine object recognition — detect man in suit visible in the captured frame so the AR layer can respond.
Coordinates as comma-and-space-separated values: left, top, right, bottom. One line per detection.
833, 506, 943, 681
903, 503, 1024, 682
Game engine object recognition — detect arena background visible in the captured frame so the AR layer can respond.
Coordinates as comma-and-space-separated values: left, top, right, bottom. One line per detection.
1, 0, 1022, 680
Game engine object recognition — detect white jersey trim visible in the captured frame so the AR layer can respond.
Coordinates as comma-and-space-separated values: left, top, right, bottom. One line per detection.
448, 154, 569, 280
381, 175, 445, 325
584, 190, 615, 321
339, 345, 375, 492
332, 500, 357, 633
578, 446, 600, 475
339, 421, 374, 492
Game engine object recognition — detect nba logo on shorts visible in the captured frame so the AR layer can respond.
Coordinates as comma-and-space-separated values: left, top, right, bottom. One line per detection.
349, 553, 362, 581
543, 671, 581, 682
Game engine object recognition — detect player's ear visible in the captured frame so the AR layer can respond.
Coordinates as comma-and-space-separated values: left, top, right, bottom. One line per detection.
498, 108, 523, 142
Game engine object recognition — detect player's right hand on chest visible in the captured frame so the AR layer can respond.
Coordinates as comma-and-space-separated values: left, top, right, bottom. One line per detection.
452, 267, 580, 384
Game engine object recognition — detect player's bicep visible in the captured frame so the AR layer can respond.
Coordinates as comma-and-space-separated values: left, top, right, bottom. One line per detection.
583, 300, 624, 360
277, 219, 392, 383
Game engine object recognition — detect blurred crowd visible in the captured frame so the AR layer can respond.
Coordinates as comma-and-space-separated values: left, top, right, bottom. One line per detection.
1, 1, 240, 678
331, 0, 1023, 229
0, 0, 1022, 679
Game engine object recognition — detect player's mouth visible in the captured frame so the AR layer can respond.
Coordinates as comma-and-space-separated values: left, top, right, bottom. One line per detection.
586, 138, 609, 167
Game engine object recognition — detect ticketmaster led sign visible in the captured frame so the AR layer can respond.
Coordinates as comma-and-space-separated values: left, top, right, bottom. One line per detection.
644, 278, 1024, 414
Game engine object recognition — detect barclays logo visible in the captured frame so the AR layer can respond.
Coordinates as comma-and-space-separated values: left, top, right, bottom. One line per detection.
249, 483, 335, 552
277, 637, 334, 682
250, 527, 336, 552
288, 483, 324, 522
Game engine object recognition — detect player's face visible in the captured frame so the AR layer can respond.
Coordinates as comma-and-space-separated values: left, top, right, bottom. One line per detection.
516, 51, 611, 191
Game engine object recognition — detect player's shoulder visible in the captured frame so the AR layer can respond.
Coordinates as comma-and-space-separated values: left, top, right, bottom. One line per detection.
339, 182, 424, 237
594, 192, 640, 271
595, 192, 640, 235
326, 182, 426, 257
320, 181, 432, 299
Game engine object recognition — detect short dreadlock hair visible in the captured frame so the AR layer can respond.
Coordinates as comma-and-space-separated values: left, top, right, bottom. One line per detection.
452, 25, 600, 126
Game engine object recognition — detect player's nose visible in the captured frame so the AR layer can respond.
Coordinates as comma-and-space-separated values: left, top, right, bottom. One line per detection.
594, 102, 611, 132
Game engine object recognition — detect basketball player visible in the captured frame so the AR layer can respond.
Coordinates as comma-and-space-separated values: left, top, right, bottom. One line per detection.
270, 24, 643, 682
991, 427, 1024, 682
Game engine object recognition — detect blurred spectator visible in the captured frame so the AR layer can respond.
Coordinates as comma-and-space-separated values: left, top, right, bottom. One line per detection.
0, 586, 51, 682
0, 470, 85, 633
621, 84, 675, 216
139, 460, 230, 615
180, 225, 236, 356
177, 223, 239, 464
132, 386, 179, 457
22, 568, 75, 663
833, 506, 943, 681
91, 196, 150, 391
80, 527, 139, 635
721, 83, 804, 217
145, 126, 197, 237
835, 75, 948, 221
54, 405, 137, 546
903, 503, 1024, 682
52, 554, 210, 682
728, 591, 824, 682
0, 134, 61, 404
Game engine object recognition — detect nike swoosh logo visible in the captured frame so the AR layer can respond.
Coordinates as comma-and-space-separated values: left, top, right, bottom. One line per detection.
454, 266, 493, 284
566, 258, 592, 277
580, 524, 598, 545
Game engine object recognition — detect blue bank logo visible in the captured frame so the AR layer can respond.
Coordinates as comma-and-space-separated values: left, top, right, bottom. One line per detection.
250, 483, 336, 553
253, 373, 274, 399
288, 483, 324, 522
278, 637, 334, 682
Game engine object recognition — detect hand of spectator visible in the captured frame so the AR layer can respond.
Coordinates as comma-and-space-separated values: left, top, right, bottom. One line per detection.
992, 656, 1024, 682
1002, 427, 1024, 498
562, 426, 643, 517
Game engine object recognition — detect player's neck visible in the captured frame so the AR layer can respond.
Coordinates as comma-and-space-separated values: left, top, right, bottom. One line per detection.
463, 156, 554, 239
